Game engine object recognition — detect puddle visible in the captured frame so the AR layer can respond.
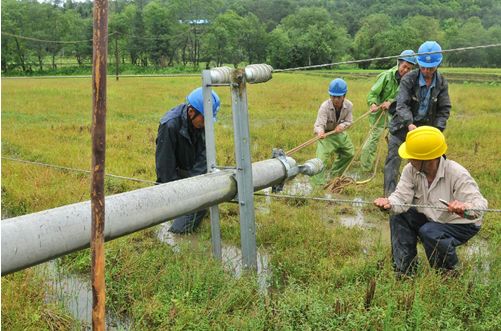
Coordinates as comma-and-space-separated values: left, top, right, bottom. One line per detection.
340, 209, 372, 228
255, 187, 272, 215
338, 198, 379, 229
43, 261, 132, 330
282, 175, 313, 196
463, 237, 491, 276
158, 222, 270, 292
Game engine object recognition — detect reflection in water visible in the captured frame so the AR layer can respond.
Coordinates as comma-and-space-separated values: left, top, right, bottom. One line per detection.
339, 198, 379, 229
157, 222, 270, 293
44, 261, 132, 330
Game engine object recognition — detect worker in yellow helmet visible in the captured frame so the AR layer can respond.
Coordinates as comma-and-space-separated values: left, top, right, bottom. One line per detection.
374, 126, 487, 277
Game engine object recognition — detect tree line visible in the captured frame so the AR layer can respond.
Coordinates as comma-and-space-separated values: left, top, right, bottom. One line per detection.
2, 0, 501, 74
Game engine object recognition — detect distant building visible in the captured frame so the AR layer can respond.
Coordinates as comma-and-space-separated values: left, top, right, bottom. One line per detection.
178, 19, 209, 25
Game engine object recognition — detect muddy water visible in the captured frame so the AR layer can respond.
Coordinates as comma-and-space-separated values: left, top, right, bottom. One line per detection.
333, 202, 491, 275
43, 261, 132, 330
157, 222, 271, 292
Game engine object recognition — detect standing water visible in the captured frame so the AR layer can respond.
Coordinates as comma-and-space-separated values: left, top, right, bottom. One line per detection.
43, 261, 132, 330
157, 222, 271, 293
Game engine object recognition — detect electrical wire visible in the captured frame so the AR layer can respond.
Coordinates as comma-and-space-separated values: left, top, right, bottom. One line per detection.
3, 156, 500, 215
273, 43, 501, 72
2, 157, 157, 185
254, 192, 501, 214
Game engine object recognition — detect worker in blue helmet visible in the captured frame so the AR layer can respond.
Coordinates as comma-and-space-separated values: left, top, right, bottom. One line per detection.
384, 41, 451, 196
311, 78, 355, 185
155, 87, 221, 233
360, 49, 417, 173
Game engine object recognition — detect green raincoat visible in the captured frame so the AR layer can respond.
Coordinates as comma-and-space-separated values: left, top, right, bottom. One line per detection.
360, 66, 401, 171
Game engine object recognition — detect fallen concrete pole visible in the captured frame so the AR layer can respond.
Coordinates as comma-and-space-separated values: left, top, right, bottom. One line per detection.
2, 157, 321, 276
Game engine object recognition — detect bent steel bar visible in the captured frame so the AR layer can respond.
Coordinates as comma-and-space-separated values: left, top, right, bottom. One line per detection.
2, 157, 321, 276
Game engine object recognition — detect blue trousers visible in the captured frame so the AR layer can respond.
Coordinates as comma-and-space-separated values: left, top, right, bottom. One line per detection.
383, 132, 404, 197
169, 209, 208, 234
390, 208, 480, 275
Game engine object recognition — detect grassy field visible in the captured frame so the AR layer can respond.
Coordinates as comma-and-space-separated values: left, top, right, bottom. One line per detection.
2, 70, 501, 329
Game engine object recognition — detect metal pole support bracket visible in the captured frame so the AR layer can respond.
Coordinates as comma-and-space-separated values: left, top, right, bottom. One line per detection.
271, 148, 298, 193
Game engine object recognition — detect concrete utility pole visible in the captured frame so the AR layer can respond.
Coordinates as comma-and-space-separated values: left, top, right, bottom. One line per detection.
1, 157, 322, 276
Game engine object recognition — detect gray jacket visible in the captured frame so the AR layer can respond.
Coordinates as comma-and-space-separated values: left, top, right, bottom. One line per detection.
389, 157, 487, 225
389, 69, 451, 135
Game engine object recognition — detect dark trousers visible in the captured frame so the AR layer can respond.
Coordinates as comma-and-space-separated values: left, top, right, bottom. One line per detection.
390, 208, 480, 275
169, 210, 208, 234
384, 132, 405, 197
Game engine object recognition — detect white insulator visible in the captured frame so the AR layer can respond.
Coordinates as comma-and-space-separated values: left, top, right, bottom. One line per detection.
244, 64, 273, 84
299, 158, 324, 176
210, 66, 233, 84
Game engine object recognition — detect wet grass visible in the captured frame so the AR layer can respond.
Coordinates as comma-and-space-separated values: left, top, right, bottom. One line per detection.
2, 70, 501, 329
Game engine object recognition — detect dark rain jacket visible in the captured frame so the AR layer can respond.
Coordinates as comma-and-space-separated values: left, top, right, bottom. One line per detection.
155, 104, 206, 183
389, 69, 451, 136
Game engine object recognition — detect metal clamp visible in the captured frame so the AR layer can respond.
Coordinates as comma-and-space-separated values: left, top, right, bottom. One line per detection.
271, 148, 296, 192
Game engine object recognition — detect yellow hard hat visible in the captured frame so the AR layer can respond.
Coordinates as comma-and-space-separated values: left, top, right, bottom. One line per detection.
398, 126, 447, 160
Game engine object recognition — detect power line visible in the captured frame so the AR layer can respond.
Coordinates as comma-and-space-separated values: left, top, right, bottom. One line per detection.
1, 73, 201, 80
3, 156, 499, 214
2, 157, 156, 184
274, 43, 501, 72
2, 31, 92, 44
254, 192, 501, 214
1, 31, 116, 44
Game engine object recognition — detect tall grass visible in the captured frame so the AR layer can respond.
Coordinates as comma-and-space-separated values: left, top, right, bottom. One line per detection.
2, 71, 500, 329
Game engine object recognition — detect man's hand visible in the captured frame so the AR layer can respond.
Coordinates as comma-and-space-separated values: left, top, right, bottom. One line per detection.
447, 200, 468, 217
317, 130, 326, 139
374, 197, 391, 210
380, 101, 391, 110
408, 124, 417, 131
334, 124, 344, 133
370, 104, 379, 113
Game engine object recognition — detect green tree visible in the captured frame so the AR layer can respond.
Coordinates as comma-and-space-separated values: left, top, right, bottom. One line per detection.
270, 7, 350, 68
144, 0, 173, 67
64, 10, 92, 66
1, 0, 30, 72
204, 10, 245, 67
267, 27, 293, 69
445, 17, 490, 67
486, 25, 501, 67
241, 13, 269, 64
353, 14, 392, 69
403, 15, 444, 44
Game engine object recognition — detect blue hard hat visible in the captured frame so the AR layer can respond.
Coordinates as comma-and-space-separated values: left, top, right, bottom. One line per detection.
417, 41, 443, 68
398, 49, 417, 65
328, 78, 348, 96
186, 87, 221, 120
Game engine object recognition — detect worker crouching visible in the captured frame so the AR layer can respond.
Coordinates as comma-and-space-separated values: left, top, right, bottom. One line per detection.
374, 126, 487, 276
155, 87, 221, 234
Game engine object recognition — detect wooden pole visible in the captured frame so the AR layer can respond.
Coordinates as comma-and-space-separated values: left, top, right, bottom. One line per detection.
91, 0, 108, 328
115, 31, 119, 81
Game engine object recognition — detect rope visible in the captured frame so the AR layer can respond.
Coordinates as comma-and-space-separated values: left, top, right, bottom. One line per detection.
2, 157, 157, 185
274, 43, 501, 73
351, 109, 387, 185
286, 110, 371, 155
254, 192, 501, 214
321, 109, 385, 192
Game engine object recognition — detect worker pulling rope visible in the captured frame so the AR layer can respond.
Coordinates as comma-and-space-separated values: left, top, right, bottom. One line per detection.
286, 109, 371, 155
324, 109, 387, 192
